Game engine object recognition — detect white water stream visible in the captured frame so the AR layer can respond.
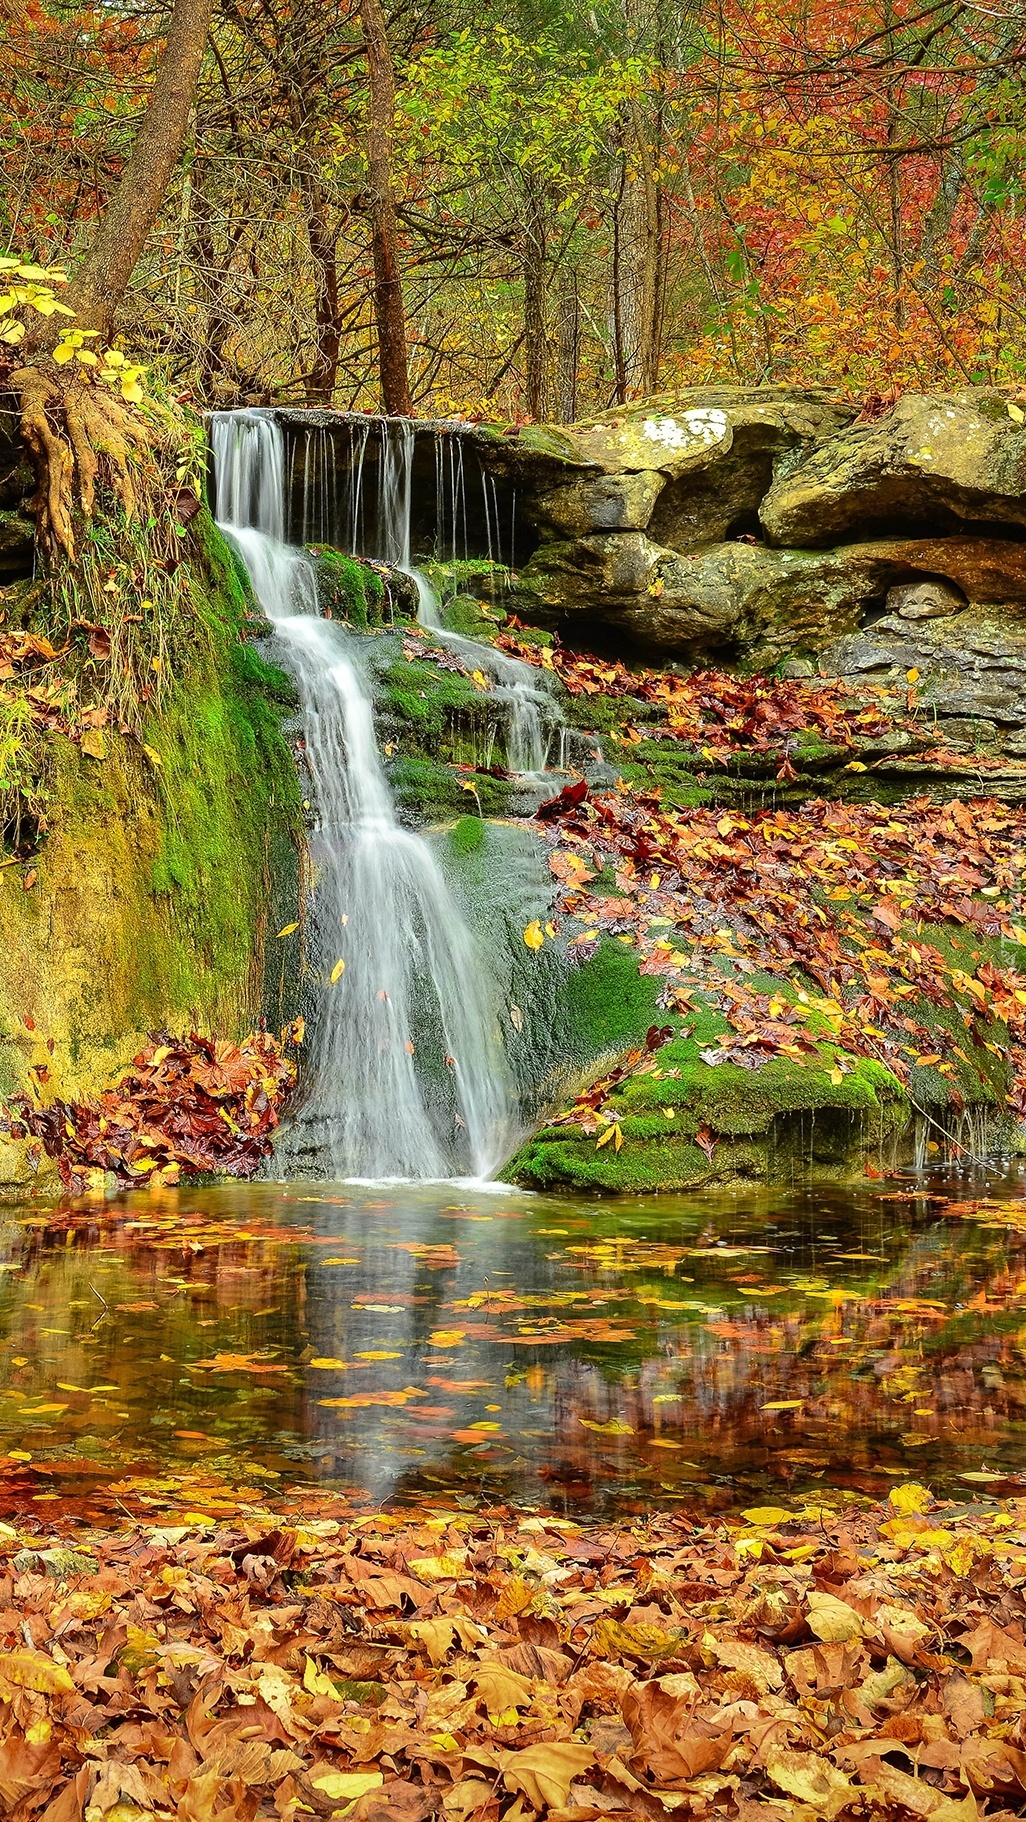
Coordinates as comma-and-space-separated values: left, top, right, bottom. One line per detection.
212, 410, 515, 1182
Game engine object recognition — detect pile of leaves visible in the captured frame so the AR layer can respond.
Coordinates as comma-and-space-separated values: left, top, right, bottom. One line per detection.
496, 635, 907, 757
1, 1026, 302, 1193
493, 635, 1026, 778
2, 1484, 1026, 1821
538, 786, 1026, 1116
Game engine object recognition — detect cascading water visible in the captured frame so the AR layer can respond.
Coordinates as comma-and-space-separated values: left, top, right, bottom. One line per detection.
212, 409, 514, 1183
373, 419, 553, 778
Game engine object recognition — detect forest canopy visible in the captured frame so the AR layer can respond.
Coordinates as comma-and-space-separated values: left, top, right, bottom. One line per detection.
2, 0, 1025, 418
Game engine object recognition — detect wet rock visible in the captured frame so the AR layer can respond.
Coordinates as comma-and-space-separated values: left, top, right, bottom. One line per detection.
0, 507, 35, 583
534, 470, 665, 537
760, 392, 1026, 547
888, 578, 967, 620
781, 659, 816, 678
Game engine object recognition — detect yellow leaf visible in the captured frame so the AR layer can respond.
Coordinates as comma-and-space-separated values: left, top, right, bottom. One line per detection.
1009, 402, 1025, 424
762, 1399, 803, 1411
595, 1125, 615, 1148
308, 1357, 349, 1369
428, 1329, 466, 1347
0, 1649, 75, 1695
277, 922, 299, 938
409, 1550, 469, 1579
579, 1416, 633, 1434
806, 1591, 866, 1642
141, 744, 162, 768
500, 1742, 596, 1812
741, 1506, 793, 1526
889, 1481, 932, 1515
473, 1665, 534, 1716
311, 1771, 383, 1803
523, 920, 544, 951
329, 959, 345, 983
767, 1748, 854, 1818
302, 1654, 337, 1697
906, 668, 920, 684
52, 341, 75, 365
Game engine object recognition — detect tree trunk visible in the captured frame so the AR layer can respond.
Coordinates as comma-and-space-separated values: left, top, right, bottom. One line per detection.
61, 0, 214, 337
555, 268, 580, 425
359, 0, 411, 417
303, 175, 343, 406
16, 0, 214, 557
613, 100, 662, 400
523, 188, 548, 421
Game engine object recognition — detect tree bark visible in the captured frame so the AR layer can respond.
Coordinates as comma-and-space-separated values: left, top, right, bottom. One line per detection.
359, 0, 412, 417
61, 0, 214, 338
523, 187, 548, 421
303, 174, 343, 406
16, 0, 214, 557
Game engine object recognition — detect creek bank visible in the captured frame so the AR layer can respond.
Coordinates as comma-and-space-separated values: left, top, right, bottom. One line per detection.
0, 425, 303, 1188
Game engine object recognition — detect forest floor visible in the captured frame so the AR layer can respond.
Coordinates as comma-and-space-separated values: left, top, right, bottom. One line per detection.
4, 1481, 1026, 1822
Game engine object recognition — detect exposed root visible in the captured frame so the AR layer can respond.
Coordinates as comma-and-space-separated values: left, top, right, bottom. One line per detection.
13, 358, 155, 561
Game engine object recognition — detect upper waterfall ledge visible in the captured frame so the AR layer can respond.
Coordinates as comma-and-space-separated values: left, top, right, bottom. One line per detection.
260, 388, 1026, 673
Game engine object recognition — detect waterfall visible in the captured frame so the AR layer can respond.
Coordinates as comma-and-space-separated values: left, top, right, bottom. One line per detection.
211, 409, 514, 1183
372, 420, 553, 778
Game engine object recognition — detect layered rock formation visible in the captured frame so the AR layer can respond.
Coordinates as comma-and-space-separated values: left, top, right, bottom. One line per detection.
507, 389, 1026, 681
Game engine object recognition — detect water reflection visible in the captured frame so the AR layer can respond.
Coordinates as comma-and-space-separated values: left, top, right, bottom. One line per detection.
2, 1172, 1026, 1517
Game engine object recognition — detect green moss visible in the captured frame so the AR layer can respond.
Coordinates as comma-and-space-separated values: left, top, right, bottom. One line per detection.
562, 937, 661, 1057
308, 547, 382, 628
146, 512, 302, 1008
387, 755, 513, 823
449, 814, 486, 855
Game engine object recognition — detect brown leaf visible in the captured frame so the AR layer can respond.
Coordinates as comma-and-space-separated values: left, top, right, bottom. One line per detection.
500, 1743, 596, 1810
622, 1680, 730, 1782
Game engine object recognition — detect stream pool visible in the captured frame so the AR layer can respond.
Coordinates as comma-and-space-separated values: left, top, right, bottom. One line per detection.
3, 1170, 1026, 1522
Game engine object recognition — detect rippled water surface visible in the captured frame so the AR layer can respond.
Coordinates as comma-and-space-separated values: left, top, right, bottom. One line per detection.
4, 1170, 1026, 1519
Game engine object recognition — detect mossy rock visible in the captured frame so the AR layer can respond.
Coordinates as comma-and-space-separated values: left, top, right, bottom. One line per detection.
387, 756, 513, 823
308, 547, 384, 628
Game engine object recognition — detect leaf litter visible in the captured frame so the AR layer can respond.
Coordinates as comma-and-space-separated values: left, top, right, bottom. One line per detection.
1, 1482, 1026, 1820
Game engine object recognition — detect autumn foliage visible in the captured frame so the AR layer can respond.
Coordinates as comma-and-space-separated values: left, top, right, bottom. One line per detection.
2, 1484, 1026, 1820
2, 1028, 302, 1193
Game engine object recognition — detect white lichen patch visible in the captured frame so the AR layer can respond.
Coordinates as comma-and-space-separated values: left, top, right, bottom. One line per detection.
642, 408, 729, 451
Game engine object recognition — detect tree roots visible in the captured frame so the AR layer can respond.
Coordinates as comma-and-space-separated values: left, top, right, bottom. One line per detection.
14, 360, 154, 561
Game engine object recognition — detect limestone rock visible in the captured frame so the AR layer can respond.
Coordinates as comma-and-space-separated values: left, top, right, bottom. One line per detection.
760, 392, 1026, 547
530, 387, 849, 478
516, 531, 1026, 662
647, 397, 849, 549
822, 611, 1026, 729
533, 470, 665, 537
887, 578, 967, 620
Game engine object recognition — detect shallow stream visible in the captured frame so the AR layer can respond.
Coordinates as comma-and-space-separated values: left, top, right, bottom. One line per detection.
3, 1170, 1026, 1522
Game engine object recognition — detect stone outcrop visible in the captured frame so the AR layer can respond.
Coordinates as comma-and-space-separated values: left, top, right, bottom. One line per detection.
268, 388, 1026, 683
759, 393, 1026, 546
501, 388, 1026, 673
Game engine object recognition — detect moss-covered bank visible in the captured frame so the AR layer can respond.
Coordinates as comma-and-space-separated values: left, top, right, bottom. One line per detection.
0, 511, 301, 1183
